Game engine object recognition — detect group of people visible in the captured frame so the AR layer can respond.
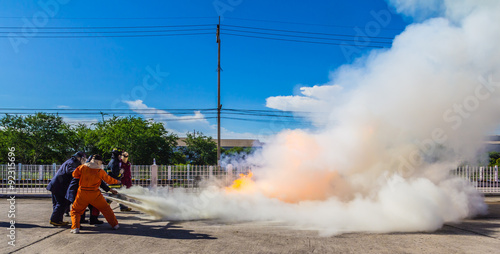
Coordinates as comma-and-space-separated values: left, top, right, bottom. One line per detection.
46, 148, 133, 234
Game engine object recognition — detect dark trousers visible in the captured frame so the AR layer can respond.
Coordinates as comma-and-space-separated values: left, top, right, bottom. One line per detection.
50, 193, 69, 222
89, 204, 100, 216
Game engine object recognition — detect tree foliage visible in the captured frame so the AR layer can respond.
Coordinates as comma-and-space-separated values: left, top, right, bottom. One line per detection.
223, 147, 254, 156
85, 116, 179, 165
488, 152, 500, 166
0, 114, 182, 165
181, 132, 217, 165
0, 113, 75, 164
0, 114, 233, 165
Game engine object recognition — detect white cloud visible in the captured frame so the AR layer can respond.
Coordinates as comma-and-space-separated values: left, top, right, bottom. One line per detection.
124, 100, 265, 140
57, 105, 71, 109
266, 84, 343, 126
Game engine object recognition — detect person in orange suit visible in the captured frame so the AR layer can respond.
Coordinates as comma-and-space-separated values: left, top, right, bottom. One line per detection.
70, 154, 121, 234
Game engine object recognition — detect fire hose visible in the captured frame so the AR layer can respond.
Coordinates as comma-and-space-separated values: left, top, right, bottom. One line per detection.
102, 192, 165, 219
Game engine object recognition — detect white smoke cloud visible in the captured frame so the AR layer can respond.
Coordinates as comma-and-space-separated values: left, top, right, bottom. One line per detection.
388, 0, 499, 22
121, 0, 500, 236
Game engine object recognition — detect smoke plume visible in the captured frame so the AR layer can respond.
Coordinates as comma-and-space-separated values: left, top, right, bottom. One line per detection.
121, 0, 500, 235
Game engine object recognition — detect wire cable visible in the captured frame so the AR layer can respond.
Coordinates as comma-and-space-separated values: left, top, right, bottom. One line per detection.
223, 24, 395, 40
0, 16, 216, 20
0, 24, 215, 30
2, 32, 213, 38
224, 17, 405, 32
223, 32, 387, 48
221, 28, 392, 45
0, 28, 212, 34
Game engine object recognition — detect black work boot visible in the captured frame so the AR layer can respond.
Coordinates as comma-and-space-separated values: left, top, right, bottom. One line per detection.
80, 213, 88, 224
89, 215, 104, 225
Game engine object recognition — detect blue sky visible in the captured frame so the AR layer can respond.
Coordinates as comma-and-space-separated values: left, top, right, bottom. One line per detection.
0, 0, 410, 139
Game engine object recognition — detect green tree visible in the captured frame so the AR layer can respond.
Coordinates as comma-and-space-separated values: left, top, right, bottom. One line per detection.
89, 116, 179, 165
223, 147, 254, 156
182, 132, 217, 165
488, 152, 500, 166
0, 113, 75, 164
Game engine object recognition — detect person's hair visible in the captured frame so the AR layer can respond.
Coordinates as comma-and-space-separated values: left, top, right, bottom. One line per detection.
92, 154, 103, 161
73, 151, 86, 159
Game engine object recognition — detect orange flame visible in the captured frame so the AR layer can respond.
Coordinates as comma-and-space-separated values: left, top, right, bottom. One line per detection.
226, 171, 255, 192
225, 169, 347, 203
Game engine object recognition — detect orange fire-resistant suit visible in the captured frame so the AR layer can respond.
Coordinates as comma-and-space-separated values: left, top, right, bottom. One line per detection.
70, 163, 120, 230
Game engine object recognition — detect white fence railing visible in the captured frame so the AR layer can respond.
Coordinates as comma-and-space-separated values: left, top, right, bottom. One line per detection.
0, 164, 251, 194
1, 164, 499, 194
452, 166, 500, 193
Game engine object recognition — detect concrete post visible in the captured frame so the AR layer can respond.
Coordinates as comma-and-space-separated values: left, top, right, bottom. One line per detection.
39, 165, 44, 180
18, 163, 22, 180
151, 164, 158, 188
495, 166, 498, 181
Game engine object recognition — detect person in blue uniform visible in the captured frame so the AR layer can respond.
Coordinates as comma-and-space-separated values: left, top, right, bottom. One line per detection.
47, 152, 86, 226
106, 148, 131, 211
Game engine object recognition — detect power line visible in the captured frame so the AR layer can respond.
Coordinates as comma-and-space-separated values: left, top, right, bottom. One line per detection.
223, 32, 387, 48
221, 28, 392, 45
221, 116, 308, 124
0, 28, 212, 34
0, 108, 318, 114
0, 108, 218, 111
0, 24, 215, 29
225, 108, 315, 114
223, 24, 395, 40
2, 32, 212, 38
224, 17, 405, 32
0, 108, 312, 120
0, 16, 216, 20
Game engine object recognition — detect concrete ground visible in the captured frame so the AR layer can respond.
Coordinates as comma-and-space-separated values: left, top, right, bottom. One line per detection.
1, 196, 499, 254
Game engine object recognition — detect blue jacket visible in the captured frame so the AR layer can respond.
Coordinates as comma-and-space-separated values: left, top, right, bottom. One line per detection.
106, 154, 122, 180
46, 157, 82, 196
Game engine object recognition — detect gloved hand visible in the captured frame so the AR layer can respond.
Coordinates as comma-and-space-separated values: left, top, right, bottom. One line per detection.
110, 189, 118, 195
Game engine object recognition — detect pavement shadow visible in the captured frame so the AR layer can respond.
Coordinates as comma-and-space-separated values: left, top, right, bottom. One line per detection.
0, 222, 55, 229
363, 202, 500, 238
440, 221, 500, 237
78, 221, 217, 240
369, 220, 500, 238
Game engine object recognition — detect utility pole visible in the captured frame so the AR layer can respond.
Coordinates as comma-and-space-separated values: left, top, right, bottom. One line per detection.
217, 16, 221, 166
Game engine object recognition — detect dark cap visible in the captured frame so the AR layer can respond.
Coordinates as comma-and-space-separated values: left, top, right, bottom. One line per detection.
73, 151, 87, 159
92, 154, 103, 161
111, 148, 123, 155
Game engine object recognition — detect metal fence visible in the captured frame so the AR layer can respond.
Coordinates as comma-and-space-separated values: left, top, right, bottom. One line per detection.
452, 166, 500, 194
1, 164, 499, 194
0, 163, 251, 194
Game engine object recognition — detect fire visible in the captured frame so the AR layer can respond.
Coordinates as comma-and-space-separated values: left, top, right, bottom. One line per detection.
226, 171, 255, 193
225, 168, 347, 204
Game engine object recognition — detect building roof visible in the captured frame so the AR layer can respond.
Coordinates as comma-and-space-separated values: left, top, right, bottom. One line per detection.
177, 138, 263, 148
